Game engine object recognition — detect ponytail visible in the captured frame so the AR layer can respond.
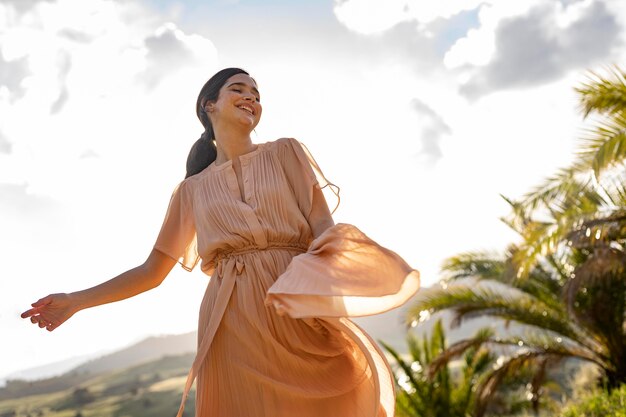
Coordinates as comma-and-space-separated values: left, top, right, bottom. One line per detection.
185, 130, 218, 178
184, 67, 249, 178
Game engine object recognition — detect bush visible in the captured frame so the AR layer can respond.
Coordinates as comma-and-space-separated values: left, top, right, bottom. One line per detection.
560, 384, 626, 417
72, 387, 95, 405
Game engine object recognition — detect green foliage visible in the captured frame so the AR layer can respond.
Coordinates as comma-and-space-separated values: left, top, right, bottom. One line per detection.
0, 353, 195, 417
0, 373, 96, 402
112, 390, 195, 417
406, 65, 626, 415
52, 387, 96, 411
559, 384, 626, 417
576, 65, 626, 117
382, 320, 535, 417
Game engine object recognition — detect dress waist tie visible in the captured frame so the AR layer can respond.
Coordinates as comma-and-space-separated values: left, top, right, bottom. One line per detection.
176, 244, 307, 417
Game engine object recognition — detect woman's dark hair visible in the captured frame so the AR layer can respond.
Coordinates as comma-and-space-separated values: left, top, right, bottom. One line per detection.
185, 67, 250, 178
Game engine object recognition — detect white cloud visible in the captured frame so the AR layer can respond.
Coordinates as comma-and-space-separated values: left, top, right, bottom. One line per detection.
443, 0, 546, 69
139, 22, 216, 90
411, 98, 451, 163
334, 0, 622, 98
0, 0, 218, 198
445, 0, 621, 98
0, 130, 11, 153
49, 49, 71, 114
0, 52, 29, 101
333, 0, 484, 35
333, 0, 412, 35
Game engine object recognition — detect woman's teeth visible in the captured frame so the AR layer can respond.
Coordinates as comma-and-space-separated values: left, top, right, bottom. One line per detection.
238, 105, 254, 115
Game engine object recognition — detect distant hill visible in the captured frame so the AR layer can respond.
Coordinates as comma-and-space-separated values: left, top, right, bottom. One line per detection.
71, 332, 196, 376
0, 332, 196, 401
0, 352, 196, 416
0, 352, 104, 387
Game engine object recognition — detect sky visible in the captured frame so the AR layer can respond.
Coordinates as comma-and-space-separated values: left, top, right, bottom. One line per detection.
1, 0, 625, 380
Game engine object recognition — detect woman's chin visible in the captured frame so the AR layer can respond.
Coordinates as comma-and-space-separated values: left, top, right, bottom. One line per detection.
236, 115, 259, 129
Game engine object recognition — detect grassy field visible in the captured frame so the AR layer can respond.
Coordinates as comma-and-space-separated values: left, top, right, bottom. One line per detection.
0, 354, 196, 417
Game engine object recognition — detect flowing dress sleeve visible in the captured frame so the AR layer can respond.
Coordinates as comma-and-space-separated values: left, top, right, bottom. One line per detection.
266, 223, 420, 317
153, 179, 199, 271
276, 137, 340, 216
267, 139, 420, 318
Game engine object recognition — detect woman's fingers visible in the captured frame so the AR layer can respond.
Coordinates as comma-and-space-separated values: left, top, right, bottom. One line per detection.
29, 314, 46, 326
22, 293, 71, 332
22, 294, 56, 318
21, 295, 53, 318
32, 295, 52, 308
21, 307, 37, 318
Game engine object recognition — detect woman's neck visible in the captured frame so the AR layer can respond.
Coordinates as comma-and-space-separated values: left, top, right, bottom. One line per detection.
213, 130, 256, 165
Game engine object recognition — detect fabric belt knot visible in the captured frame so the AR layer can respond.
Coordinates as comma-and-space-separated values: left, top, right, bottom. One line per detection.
215, 254, 246, 278
235, 257, 245, 275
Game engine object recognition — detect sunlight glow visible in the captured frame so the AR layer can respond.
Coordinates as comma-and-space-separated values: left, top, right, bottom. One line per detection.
418, 309, 432, 323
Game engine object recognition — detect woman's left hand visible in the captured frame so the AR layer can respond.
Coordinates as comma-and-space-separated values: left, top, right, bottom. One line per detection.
20, 293, 79, 332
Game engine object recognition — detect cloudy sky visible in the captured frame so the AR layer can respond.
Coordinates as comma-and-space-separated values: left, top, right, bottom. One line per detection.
1, 0, 625, 380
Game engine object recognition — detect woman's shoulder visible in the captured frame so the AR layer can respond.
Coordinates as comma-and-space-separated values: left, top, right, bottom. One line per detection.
179, 171, 204, 187
175, 165, 210, 195
263, 138, 307, 155
264, 137, 297, 146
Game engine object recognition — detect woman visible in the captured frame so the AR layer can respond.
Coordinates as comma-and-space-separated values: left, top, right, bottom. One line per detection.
21, 68, 420, 417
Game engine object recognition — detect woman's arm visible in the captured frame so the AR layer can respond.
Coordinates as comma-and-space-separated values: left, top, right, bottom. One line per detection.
308, 186, 335, 239
21, 249, 176, 331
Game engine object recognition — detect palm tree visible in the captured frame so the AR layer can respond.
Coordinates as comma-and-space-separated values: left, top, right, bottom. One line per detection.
383, 320, 517, 417
512, 66, 626, 275
406, 66, 626, 416
382, 320, 550, 417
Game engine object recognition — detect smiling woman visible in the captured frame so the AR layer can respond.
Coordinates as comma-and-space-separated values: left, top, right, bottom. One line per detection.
21, 67, 420, 417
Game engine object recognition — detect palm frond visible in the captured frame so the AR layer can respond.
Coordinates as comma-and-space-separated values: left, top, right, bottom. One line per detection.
513, 267, 564, 309
474, 351, 573, 417
409, 285, 582, 344
527, 356, 563, 414
496, 331, 605, 365
567, 247, 626, 294
379, 339, 424, 413
605, 176, 626, 205
513, 220, 568, 277
441, 251, 508, 282
427, 327, 495, 376
515, 167, 591, 216
577, 112, 626, 178
513, 190, 609, 277
576, 65, 626, 118
567, 210, 626, 249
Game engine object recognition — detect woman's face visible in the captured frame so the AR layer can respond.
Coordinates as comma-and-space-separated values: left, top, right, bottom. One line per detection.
207, 73, 262, 131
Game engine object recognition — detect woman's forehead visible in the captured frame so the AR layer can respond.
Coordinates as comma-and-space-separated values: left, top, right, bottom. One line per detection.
225, 73, 257, 88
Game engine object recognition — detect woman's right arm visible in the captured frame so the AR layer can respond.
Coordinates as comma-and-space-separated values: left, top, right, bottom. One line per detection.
21, 249, 176, 332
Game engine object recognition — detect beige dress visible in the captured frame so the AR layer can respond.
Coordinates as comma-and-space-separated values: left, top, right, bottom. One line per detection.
154, 138, 420, 417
